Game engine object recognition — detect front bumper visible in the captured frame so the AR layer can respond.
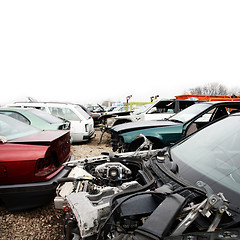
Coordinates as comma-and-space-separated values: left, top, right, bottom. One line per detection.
0, 155, 74, 211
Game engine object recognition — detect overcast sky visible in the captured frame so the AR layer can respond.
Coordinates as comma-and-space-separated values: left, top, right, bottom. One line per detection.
1, 1, 240, 105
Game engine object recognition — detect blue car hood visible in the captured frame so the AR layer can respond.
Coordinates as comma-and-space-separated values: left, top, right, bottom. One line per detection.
112, 120, 181, 133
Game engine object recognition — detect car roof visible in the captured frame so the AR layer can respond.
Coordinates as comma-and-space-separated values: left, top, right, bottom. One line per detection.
0, 107, 35, 112
8, 102, 79, 107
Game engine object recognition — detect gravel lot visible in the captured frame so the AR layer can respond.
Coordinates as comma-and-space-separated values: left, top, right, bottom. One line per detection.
0, 130, 113, 240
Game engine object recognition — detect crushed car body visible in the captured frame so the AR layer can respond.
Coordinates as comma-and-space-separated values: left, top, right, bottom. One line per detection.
54, 112, 240, 240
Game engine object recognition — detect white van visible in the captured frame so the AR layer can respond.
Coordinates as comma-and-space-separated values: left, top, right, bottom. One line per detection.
7, 102, 95, 143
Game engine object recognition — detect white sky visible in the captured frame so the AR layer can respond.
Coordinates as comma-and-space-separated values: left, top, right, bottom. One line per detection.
1, 1, 240, 105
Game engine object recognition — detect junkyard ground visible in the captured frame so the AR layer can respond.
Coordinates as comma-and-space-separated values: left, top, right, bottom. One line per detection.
0, 130, 112, 240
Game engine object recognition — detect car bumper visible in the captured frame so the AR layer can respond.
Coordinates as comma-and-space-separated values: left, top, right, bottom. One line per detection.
83, 129, 95, 140
0, 155, 74, 211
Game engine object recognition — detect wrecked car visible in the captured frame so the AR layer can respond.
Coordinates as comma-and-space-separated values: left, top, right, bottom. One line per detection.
0, 114, 73, 211
102, 99, 198, 129
54, 112, 240, 240
111, 101, 240, 152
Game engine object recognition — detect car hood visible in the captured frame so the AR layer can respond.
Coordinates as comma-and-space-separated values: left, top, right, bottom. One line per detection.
9, 130, 70, 145
111, 120, 181, 133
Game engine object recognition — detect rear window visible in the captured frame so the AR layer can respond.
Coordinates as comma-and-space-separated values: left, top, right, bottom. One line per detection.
0, 114, 40, 141
27, 108, 64, 124
0, 111, 30, 125
49, 107, 80, 121
74, 105, 91, 120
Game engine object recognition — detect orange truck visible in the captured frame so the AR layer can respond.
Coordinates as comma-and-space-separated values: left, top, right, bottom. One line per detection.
175, 94, 240, 101
175, 94, 240, 113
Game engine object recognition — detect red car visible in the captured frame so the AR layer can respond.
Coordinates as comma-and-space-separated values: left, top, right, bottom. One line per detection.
0, 114, 73, 211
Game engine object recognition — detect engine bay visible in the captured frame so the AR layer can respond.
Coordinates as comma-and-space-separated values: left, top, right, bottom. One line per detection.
54, 149, 239, 240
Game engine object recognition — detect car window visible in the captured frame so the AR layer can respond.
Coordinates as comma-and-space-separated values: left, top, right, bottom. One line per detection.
0, 111, 30, 125
74, 105, 91, 120
184, 108, 218, 135
169, 103, 210, 123
149, 101, 175, 114
49, 107, 80, 121
27, 109, 64, 124
133, 105, 150, 115
23, 106, 46, 111
0, 114, 39, 140
171, 115, 240, 198
179, 101, 196, 111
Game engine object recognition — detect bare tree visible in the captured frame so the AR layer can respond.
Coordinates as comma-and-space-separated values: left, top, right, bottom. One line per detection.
228, 87, 240, 96
185, 82, 228, 95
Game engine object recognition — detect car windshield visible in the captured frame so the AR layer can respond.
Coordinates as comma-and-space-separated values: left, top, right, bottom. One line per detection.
170, 114, 240, 203
0, 114, 40, 141
28, 108, 65, 124
169, 103, 210, 123
133, 103, 154, 115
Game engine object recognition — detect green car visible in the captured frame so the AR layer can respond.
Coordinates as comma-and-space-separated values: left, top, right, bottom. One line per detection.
111, 101, 240, 152
0, 107, 70, 130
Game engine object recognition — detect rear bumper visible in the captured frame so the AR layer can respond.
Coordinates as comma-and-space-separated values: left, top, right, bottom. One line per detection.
0, 155, 74, 211
83, 129, 95, 140
71, 130, 95, 143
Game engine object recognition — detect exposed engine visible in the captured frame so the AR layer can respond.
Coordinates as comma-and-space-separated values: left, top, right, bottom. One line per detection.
54, 146, 240, 240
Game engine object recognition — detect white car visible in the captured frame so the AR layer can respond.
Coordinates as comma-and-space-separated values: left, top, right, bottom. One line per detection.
105, 99, 198, 128
7, 102, 95, 143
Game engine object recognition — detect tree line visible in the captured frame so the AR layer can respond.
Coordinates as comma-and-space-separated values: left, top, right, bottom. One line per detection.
185, 82, 240, 96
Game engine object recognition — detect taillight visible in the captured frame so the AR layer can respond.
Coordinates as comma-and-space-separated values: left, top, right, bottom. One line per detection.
35, 151, 58, 177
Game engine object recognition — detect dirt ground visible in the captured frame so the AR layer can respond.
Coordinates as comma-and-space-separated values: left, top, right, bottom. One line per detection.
0, 130, 113, 240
